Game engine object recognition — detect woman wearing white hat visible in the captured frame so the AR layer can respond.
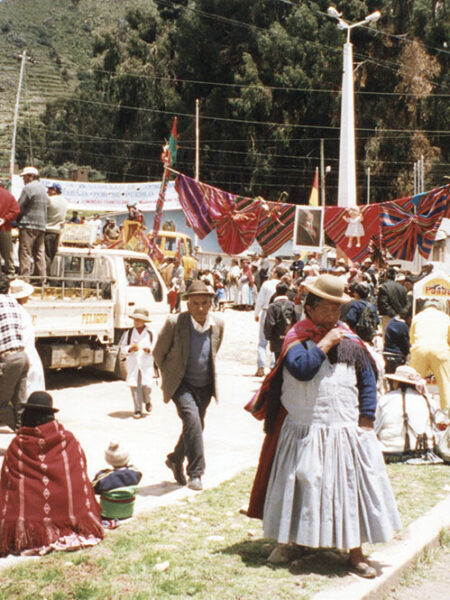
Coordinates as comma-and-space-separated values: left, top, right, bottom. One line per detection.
375, 365, 446, 462
247, 274, 400, 578
9, 278, 45, 398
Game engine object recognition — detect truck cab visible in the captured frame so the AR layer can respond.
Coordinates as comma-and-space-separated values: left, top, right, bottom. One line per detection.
152, 230, 198, 281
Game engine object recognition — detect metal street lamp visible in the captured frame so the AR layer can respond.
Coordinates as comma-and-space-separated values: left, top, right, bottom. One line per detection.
327, 7, 381, 208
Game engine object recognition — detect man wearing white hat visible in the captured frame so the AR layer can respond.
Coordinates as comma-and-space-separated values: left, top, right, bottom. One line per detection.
0, 273, 29, 430
17, 166, 48, 281
9, 278, 45, 398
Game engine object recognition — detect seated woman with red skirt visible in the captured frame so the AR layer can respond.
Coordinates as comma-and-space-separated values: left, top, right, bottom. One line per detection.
0, 391, 104, 556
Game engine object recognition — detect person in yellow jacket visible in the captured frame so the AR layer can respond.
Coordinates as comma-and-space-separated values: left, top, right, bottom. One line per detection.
409, 299, 450, 411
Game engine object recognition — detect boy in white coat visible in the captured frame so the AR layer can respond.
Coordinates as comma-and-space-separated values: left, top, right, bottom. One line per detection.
120, 308, 153, 419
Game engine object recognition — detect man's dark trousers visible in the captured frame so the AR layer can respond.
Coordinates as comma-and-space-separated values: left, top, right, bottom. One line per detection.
169, 380, 214, 478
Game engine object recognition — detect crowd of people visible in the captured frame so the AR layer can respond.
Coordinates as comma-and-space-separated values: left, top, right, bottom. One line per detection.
0, 167, 146, 286
0, 169, 449, 577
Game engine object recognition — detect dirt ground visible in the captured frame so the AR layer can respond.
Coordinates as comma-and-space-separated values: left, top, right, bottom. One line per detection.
388, 545, 450, 599
0, 308, 267, 515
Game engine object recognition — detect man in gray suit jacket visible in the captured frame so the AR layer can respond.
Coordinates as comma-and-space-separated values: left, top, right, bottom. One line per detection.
153, 280, 224, 491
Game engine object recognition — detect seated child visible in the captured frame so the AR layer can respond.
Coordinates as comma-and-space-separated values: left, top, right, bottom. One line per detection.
92, 441, 142, 494
92, 441, 142, 520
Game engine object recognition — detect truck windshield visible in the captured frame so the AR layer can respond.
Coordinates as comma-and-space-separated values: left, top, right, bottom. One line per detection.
124, 258, 162, 301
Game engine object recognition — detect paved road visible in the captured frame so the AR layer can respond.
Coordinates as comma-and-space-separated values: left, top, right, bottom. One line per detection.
0, 309, 266, 515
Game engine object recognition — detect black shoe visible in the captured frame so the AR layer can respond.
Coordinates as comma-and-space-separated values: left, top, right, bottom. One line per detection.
165, 457, 186, 486
145, 402, 152, 413
187, 477, 202, 491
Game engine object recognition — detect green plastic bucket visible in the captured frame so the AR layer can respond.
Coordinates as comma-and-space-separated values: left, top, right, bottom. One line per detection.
100, 486, 137, 519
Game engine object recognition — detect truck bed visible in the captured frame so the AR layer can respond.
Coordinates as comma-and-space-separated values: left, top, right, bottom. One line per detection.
27, 292, 114, 341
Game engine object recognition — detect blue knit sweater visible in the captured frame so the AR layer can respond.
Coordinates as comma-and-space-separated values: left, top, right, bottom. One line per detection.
184, 320, 213, 387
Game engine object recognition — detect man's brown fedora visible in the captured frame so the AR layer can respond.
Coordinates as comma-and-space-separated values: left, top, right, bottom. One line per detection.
182, 280, 214, 299
303, 274, 351, 304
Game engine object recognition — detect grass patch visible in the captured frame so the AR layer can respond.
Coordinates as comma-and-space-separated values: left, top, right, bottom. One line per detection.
386, 464, 449, 526
0, 465, 448, 599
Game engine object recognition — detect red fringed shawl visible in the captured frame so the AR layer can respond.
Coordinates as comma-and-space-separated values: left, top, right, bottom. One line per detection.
0, 420, 103, 555
245, 319, 365, 519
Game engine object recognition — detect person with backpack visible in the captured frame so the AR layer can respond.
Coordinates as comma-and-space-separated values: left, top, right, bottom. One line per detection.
264, 283, 298, 361
377, 268, 408, 337
383, 305, 412, 376
120, 308, 154, 419
342, 282, 379, 343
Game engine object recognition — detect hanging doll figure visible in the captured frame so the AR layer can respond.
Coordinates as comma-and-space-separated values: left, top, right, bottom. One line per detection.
343, 206, 365, 248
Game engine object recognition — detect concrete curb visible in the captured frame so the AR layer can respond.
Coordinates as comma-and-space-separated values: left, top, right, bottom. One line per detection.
313, 494, 450, 600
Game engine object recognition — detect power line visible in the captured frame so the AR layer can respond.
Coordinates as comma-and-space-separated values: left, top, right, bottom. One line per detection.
86, 68, 450, 98
21, 122, 450, 169
31, 96, 450, 135
153, 0, 449, 87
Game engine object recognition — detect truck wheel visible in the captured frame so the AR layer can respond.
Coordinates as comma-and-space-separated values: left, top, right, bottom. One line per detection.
114, 349, 127, 380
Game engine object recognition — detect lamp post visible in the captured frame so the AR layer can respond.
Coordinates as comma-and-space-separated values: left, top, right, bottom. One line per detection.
327, 7, 381, 208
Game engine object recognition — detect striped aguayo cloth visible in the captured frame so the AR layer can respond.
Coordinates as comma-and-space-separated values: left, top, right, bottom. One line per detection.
380, 184, 449, 260
175, 173, 295, 255
324, 203, 381, 263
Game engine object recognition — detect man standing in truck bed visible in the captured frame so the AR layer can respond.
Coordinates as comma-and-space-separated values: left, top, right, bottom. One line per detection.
153, 280, 224, 491
17, 166, 48, 281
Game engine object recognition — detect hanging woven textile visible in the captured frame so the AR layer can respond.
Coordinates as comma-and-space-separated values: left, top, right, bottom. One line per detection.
256, 201, 296, 255
380, 184, 449, 260
174, 173, 216, 239
209, 193, 265, 255
324, 203, 382, 262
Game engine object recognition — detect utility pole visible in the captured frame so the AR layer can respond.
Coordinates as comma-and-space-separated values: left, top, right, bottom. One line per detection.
10, 50, 27, 181
320, 138, 325, 206
194, 99, 200, 249
327, 7, 381, 208
195, 98, 200, 182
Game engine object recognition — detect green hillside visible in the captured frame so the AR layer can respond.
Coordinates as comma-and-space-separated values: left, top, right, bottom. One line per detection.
0, 0, 146, 167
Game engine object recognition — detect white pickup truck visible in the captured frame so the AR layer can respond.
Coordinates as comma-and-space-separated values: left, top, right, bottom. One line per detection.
26, 246, 168, 377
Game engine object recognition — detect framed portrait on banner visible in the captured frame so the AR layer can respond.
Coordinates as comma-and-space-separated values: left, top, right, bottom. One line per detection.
293, 206, 324, 250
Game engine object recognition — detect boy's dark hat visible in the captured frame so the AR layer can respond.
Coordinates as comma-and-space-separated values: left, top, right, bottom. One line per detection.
20, 391, 59, 413
182, 280, 214, 299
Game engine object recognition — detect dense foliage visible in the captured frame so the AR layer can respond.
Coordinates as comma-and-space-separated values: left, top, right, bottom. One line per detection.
16, 0, 449, 203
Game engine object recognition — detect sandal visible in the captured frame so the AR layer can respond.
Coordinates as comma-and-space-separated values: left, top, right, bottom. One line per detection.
349, 559, 377, 579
